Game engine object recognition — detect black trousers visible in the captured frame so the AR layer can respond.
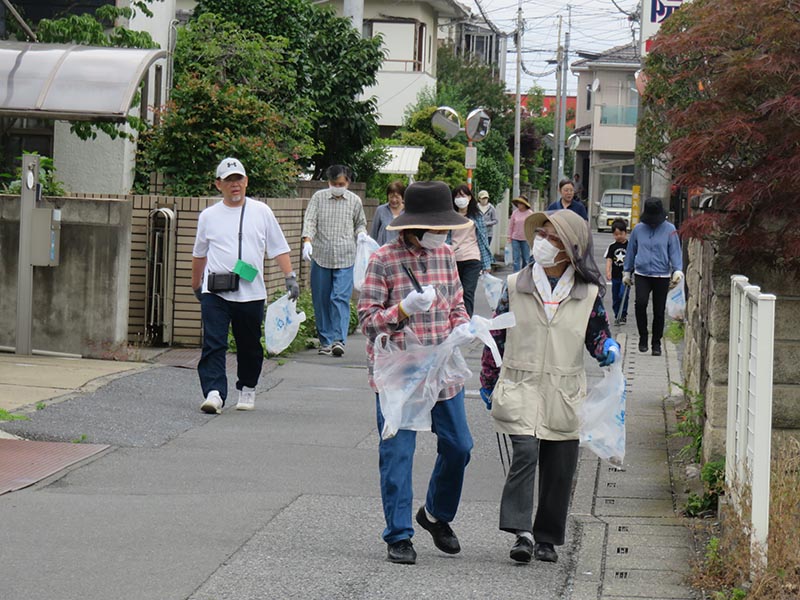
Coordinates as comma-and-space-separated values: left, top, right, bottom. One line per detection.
457, 259, 482, 317
499, 435, 580, 546
634, 275, 670, 349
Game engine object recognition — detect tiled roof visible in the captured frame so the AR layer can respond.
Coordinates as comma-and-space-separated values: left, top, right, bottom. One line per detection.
571, 42, 640, 68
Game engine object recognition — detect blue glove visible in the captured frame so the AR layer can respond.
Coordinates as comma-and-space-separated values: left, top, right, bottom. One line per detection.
598, 338, 620, 367
479, 387, 493, 410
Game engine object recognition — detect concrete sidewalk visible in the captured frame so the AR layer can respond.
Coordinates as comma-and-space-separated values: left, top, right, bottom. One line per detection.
0, 271, 698, 599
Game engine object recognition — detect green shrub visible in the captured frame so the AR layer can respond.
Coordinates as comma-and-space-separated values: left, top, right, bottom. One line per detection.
665, 319, 685, 343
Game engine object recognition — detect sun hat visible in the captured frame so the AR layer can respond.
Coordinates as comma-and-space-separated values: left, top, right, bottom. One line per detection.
640, 197, 667, 227
216, 157, 246, 179
477, 190, 490, 200
386, 181, 472, 231
512, 195, 531, 209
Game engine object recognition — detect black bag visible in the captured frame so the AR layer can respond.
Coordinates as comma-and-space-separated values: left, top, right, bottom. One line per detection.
207, 272, 240, 292
204, 199, 246, 293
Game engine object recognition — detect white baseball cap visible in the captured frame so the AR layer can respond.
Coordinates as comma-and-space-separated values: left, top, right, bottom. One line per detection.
216, 157, 247, 179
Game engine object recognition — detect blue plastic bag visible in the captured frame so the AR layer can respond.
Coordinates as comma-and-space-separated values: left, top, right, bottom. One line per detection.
666, 282, 686, 320
263, 294, 306, 355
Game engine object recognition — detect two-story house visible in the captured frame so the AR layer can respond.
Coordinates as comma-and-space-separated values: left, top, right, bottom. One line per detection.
570, 42, 640, 215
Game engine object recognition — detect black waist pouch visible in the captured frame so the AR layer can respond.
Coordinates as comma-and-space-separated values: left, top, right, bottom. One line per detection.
207, 272, 240, 292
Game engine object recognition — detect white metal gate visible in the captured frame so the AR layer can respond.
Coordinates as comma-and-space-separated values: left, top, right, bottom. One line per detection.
144, 207, 176, 345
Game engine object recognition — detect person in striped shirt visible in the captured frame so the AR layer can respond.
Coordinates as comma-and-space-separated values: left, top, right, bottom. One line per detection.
358, 181, 475, 566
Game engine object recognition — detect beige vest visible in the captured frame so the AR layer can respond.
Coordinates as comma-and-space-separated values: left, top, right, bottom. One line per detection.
491, 266, 598, 440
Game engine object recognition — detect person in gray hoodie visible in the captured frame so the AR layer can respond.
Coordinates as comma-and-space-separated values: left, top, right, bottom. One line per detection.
622, 198, 683, 356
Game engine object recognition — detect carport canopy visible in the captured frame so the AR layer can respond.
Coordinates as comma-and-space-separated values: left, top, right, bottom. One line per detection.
0, 41, 166, 121
379, 146, 425, 178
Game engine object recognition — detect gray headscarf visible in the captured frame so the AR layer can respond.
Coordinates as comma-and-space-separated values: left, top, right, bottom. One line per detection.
525, 209, 606, 296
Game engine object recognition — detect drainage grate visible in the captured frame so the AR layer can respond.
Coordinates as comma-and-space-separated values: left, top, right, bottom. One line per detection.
618, 525, 629, 532
616, 547, 629, 554
605, 498, 615, 505
615, 571, 629, 579
607, 482, 617, 488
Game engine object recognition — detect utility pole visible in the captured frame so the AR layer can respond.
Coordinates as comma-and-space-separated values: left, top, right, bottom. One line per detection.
342, 0, 363, 34
557, 6, 571, 183
512, 1, 523, 200
549, 16, 563, 202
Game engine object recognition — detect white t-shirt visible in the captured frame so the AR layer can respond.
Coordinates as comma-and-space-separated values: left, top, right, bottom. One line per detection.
192, 198, 291, 302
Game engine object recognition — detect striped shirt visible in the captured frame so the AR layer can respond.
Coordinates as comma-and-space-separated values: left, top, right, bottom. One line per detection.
301, 188, 367, 269
358, 236, 470, 396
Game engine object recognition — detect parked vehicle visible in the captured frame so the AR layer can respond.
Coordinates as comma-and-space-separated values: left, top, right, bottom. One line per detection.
595, 188, 632, 232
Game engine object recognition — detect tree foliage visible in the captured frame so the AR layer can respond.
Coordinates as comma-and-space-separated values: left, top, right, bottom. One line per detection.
191, 0, 386, 179
134, 13, 316, 196
638, 0, 800, 270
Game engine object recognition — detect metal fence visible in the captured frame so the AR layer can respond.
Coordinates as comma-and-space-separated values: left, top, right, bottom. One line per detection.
725, 275, 776, 569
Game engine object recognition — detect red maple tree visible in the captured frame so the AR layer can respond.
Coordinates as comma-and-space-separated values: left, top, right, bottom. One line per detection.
638, 0, 800, 270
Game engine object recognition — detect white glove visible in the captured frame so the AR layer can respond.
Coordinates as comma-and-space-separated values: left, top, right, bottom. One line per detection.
671, 270, 684, 286
622, 272, 632, 287
302, 241, 313, 263
399, 285, 435, 317
357, 231, 368, 243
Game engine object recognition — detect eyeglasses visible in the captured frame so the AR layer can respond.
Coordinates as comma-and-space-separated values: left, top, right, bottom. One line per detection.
535, 228, 563, 245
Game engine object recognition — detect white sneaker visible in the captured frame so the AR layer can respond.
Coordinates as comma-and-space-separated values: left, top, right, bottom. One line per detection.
200, 390, 223, 414
236, 387, 256, 411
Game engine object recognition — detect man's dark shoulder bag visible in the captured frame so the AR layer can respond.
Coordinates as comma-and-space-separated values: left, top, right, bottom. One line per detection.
207, 200, 246, 293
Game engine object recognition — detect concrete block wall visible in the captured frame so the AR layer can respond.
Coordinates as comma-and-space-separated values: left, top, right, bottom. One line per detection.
0, 194, 132, 357
683, 238, 800, 461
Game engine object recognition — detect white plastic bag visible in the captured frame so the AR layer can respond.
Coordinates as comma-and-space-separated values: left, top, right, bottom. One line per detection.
354, 234, 380, 291
504, 242, 513, 267
666, 282, 686, 320
263, 293, 306, 355
480, 273, 504, 311
374, 313, 516, 439
579, 362, 626, 465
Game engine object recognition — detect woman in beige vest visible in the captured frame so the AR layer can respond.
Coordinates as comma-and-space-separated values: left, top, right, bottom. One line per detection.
480, 209, 620, 564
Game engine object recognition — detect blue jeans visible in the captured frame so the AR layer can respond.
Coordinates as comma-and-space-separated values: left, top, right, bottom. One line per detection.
198, 293, 265, 403
512, 239, 530, 272
310, 262, 354, 347
611, 278, 630, 319
375, 390, 473, 544
457, 259, 482, 317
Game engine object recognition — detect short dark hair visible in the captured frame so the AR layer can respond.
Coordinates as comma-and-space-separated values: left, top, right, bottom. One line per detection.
558, 178, 574, 190
325, 164, 353, 182
611, 219, 628, 232
386, 180, 406, 197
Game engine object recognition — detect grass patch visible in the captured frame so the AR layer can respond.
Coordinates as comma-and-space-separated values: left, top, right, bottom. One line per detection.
691, 438, 800, 599
0, 409, 28, 421
665, 319, 685, 343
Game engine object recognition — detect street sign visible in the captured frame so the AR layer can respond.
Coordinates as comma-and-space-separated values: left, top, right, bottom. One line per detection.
464, 146, 477, 169
631, 185, 641, 227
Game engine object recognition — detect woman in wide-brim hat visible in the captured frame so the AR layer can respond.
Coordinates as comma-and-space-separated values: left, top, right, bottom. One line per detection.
358, 181, 474, 566
508, 195, 534, 272
480, 209, 620, 565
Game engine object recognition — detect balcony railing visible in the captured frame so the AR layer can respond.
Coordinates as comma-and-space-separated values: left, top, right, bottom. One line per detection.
599, 105, 638, 126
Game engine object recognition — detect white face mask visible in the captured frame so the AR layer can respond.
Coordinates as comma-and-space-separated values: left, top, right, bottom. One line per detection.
454, 196, 470, 209
419, 231, 448, 249
532, 236, 564, 268
329, 186, 346, 197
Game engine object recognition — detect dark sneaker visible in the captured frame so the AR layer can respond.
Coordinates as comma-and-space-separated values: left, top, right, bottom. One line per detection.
318, 345, 332, 356
387, 539, 416, 564
652, 345, 662, 356
639, 342, 648, 353
510, 536, 533, 563
619, 315, 627, 324
613, 317, 620, 327
534, 542, 558, 563
415, 506, 461, 554
332, 341, 345, 357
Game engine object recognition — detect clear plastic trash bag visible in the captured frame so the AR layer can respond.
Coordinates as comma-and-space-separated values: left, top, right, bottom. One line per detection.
354, 234, 380, 291
263, 293, 306, 355
374, 312, 516, 439
480, 273, 504, 312
504, 242, 513, 267
579, 362, 626, 465
666, 281, 686, 320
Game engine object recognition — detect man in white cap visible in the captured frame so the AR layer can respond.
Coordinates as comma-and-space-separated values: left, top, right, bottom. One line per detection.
191, 157, 300, 414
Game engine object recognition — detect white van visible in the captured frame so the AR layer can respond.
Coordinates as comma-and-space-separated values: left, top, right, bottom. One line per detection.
595, 189, 632, 232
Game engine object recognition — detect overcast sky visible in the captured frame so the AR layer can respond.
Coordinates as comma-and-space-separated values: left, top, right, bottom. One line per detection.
466, 0, 640, 96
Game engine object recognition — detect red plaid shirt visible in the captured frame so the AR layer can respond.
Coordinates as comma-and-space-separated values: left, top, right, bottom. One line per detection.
358, 236, 470, 395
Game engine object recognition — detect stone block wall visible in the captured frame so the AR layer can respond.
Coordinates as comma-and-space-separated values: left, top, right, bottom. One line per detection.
683, 239, 800, 461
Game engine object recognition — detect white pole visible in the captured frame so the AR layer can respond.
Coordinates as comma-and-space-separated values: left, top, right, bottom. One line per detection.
342, 0, 363, 34
512, 1, 522, 200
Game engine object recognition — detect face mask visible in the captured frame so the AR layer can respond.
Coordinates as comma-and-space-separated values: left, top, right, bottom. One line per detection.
454, 196, 470, 209
419, 231, 448, 249
329, 186, 346, 197
532, 236, 564, 267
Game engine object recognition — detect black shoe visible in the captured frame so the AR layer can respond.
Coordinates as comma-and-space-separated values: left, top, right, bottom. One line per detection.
639, 343, 648, 353
534, 542, 558, 563
652, 346, 662, 356
332, 341, 345, 357
415, 506, 461, 554
387, 539, 416, 564
619, 315, 627, 324
510, 536, 533, 563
